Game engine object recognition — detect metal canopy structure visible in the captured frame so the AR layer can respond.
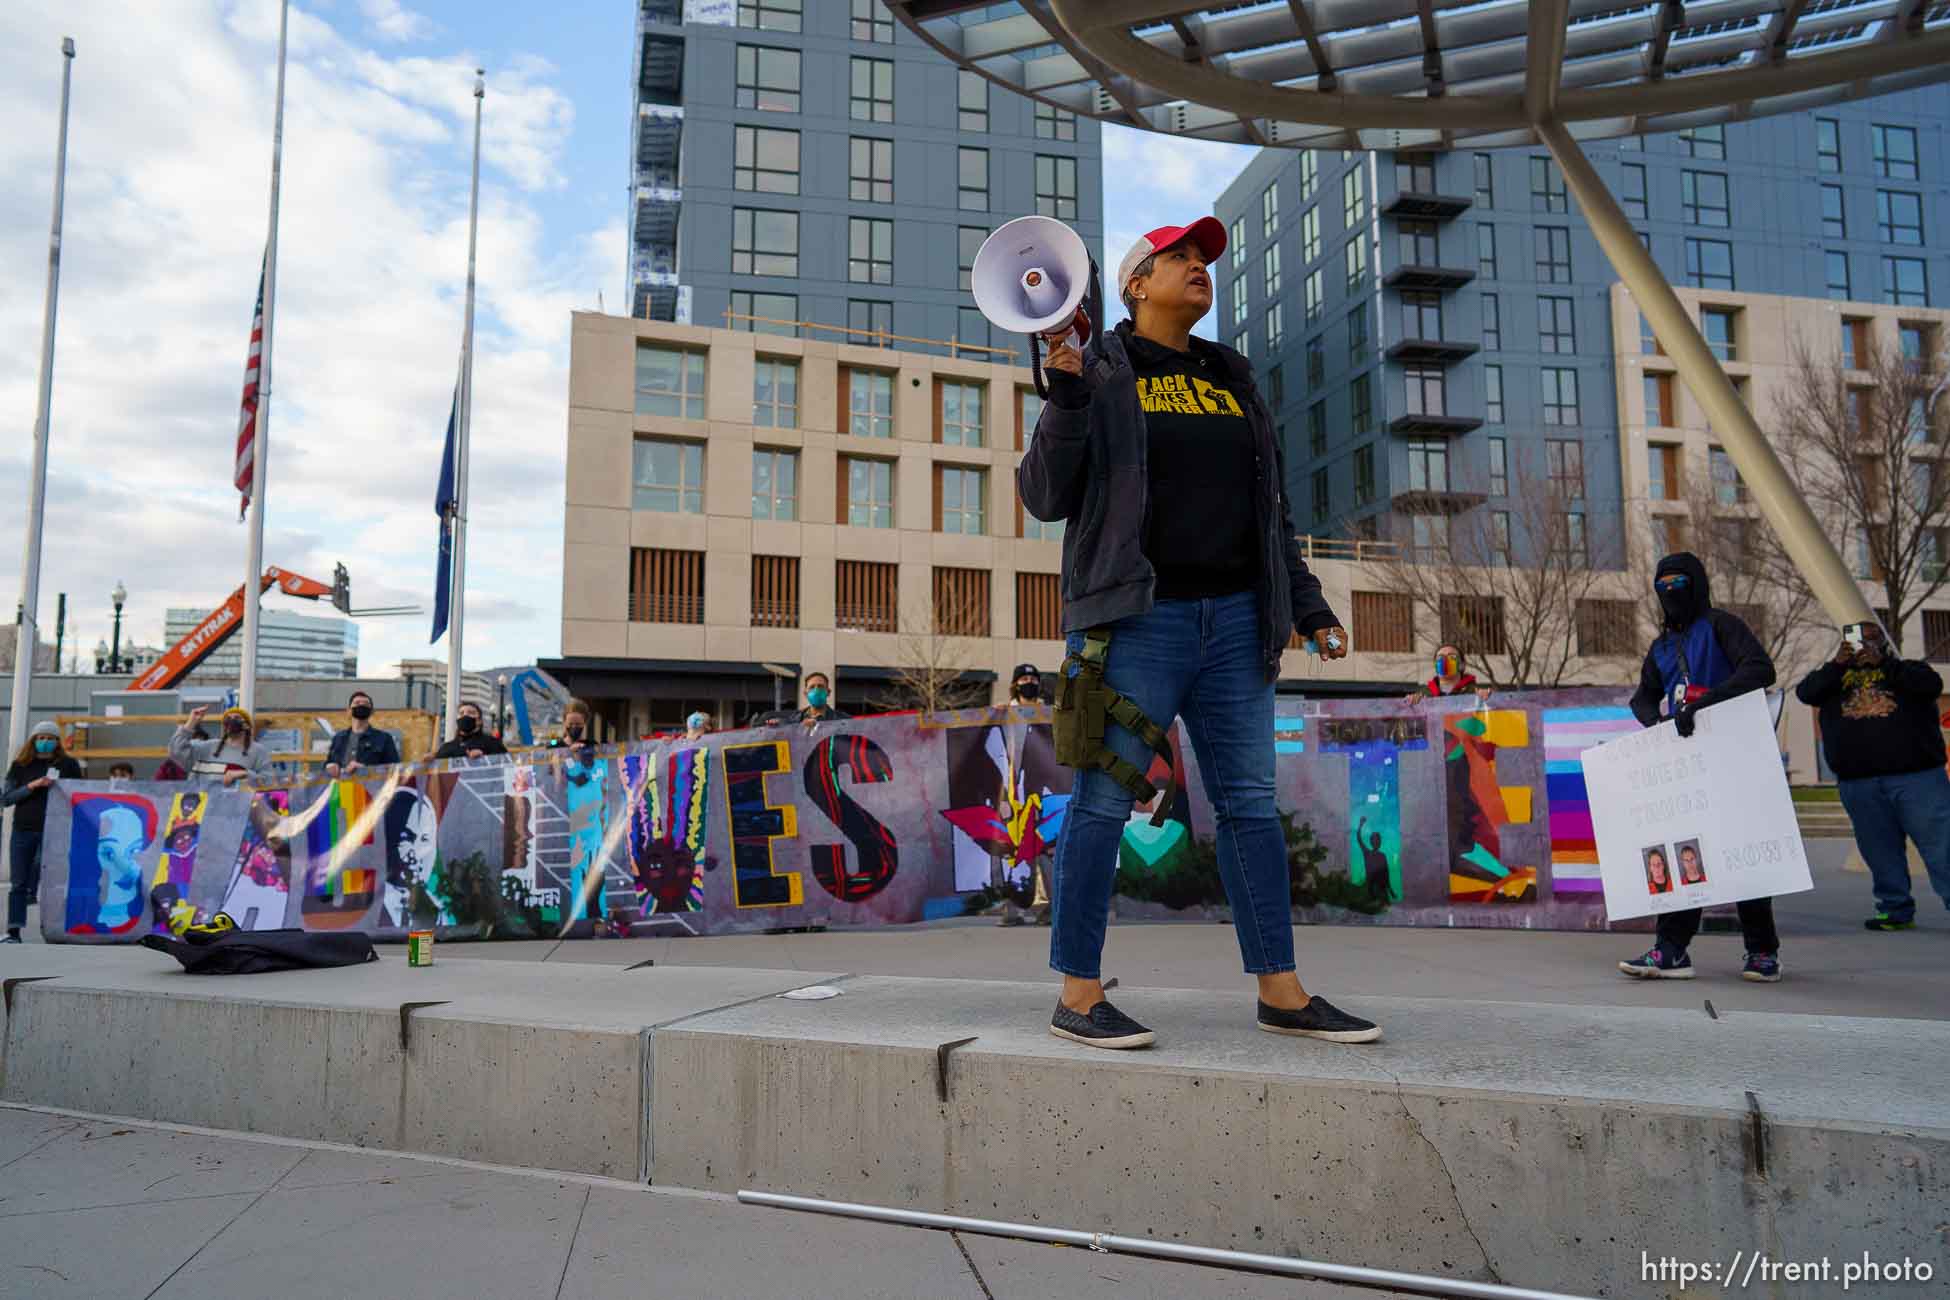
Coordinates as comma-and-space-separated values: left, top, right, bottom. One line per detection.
892, 0, 1950, 635
890, 0, 1950, 151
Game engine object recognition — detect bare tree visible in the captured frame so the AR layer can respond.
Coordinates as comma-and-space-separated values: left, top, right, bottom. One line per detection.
1775, 328, 1950, 645
871, 579, 993, 714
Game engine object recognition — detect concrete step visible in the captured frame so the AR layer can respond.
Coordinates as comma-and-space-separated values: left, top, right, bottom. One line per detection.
2, 948, 1944, 1300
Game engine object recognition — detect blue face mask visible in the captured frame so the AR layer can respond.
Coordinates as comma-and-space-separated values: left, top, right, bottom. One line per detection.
33, 738, 56, 756
687, 713, 707, 732
806, 686, 829, 708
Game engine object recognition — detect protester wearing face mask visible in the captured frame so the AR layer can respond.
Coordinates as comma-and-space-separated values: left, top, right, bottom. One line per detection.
433, 701, 509, 761
325, 691, 401, 778
1402, 645, 1494, 705
2, 722, 84, 942
798, 673, 847, 724
168, 705, 273, 788
108, 762, 136, 789
683, 712, 714, 742
1009, 664, 1045, 707
546, 701, 595, 752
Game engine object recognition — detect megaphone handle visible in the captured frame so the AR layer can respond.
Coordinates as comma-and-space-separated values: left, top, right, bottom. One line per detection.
1029, 333, 1049, 402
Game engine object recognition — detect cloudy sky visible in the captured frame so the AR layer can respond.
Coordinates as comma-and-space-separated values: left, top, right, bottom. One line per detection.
1, 1, 1257, 678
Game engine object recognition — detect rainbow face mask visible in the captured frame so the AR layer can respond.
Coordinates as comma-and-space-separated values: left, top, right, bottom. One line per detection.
1435, 652, 1461, 678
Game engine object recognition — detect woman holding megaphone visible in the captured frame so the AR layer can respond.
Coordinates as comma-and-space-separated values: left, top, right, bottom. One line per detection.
1018, 217, 1379, 1050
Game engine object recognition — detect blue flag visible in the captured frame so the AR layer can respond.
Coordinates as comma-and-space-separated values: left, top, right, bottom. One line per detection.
431, 385, 458, 644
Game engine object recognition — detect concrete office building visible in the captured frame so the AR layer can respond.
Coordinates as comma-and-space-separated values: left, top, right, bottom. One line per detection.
629, 0, 1102, 350
161, 608, 359, 681
1214, 85, 1950, 560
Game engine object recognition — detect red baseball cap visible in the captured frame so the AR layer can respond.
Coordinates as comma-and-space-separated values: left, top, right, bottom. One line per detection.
1116, 217, 1227, 291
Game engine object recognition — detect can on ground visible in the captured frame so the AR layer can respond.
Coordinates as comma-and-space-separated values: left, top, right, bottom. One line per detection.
407, 930, 434, 967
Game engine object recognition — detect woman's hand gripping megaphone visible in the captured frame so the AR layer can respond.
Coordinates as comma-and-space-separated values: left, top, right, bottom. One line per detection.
1042, 333, 1083, 377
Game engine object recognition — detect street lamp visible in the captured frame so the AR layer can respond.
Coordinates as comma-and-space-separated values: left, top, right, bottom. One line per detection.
108, 580, 127, 674
495, 673, 508, 739
93, 638, 108, 675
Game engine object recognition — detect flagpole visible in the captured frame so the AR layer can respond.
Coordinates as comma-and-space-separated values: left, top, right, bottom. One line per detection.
239, 0, 290, 715
7, 38, 76, 760
444, 69, 484, 735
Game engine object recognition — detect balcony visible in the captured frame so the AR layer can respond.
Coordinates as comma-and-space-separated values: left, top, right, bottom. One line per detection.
1381, 190, 1473, 221
639, 32, 683, 106
1388, 412, 1483, 437
1385, 338, 1480, 365
1391, 489, 1489, 516
636, 104, 683, 176
1384, 264, 1476, 292
634, 183, 680, 251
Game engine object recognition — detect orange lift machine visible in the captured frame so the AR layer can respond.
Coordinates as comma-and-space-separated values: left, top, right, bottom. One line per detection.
130, 564, 351, 692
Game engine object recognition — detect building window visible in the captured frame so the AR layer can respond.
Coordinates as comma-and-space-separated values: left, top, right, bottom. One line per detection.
1648, 441, 1679, 498
961, 310, 991, 353
1536, 227, 1571, 283
635, 345, 705, 420
1400, 219, 1438, 267
1441, 596, 1508, 657
958, 147, 988, 211
1397, 153, 1436, 194
753, 358, 798, 428
1842, 316, 1870, 369
1530, 157, 1567, 212
1235, 331, 1250, 358
1322, 243, 1354, 312
1229, 220, 1247, 270
1825, 250, 1852, 300
1820, 184, 1846, 238
1546, 438, 1585, 500
1678, 124, 1724, 160
1267, 363, 1285, 411
735, 45, 800, 112
1684, 238, 1734, 290
1261, 183, 1279, 238
1017, 387, 1045, 449
1308, 400, 1327, 457
1406, 438, 1449, 493
1490, 510, 1512, 566
937, 466, 987, 535
1816, 117, 1840, 172
751, 555, 800, 629
836, 559, 897, 633
1537, 295, 1576, 353
1301, 207, 1320, 262
734, 126, 799, 194
1710, 447, 1748, 506
1348, 301, 1369, 364
1351, 374, 1373, 432
1645, 375, 1675, 429
1873, 124, 1918, 180
751, 447, 798, 520
957, 69, 987, 132
737, 0, 800, 32
851, 56, 894, 122
1230, 278, 1249, 329
845, 217, 893, 285
1033, 101, 1076, 140
1485, 363, 1504, 423
1311, 467, 1330, 524
1017, 573, 1061, 639
1877, 190, 1924, 245
1477, 224, 1498, 277
730, 290, 798, 337
1342, 167, 1364, 227
957, 226, 986, 292
1402, 291, 1441, 340
1481, 292, 1501, 350
847, 368, 893, 437
1299, 150, 1319, 201
1701, 307, 1738, 362
632, 438, 703, 514
1542, 368, 1580, 427
1640, 312, 1660, 355
1920, 609, 1950, 662
1488, 436, 1507, 496
1302, 270, 1322, 324
630, 548, 704, 624
1681, 170, 1729, 227
850, 137, 893, 203
1264, 244, 1283, 297
1655, 514, 1688, 556
851, 0, 893, 42
1267, 301, 1287, 349
1621, 163, 1647, 220
841, 457, 894, 529
938, 380, 984, 447
732, 208, 798, 276
1472, 153, 1494, 207
1306, 336, 1324, 387
1577, 600, 1637, 657
1352, 443, 1375, 505
1352, 591, 1414, 654
1882, 256, 1928, 307
1035, 155, 1077, 220
1405, 366, 1444, 417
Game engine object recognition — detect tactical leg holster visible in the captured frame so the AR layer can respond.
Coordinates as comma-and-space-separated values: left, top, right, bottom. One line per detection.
1051, 627, 1172, 825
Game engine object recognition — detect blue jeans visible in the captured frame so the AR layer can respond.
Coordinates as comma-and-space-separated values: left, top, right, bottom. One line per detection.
8, 828, 43, 932
1049, 591, 1294, 980
1837, 767, 1950, 922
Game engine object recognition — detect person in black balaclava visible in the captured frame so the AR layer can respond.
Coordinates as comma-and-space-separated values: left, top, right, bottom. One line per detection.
1618, 552, 1781, 983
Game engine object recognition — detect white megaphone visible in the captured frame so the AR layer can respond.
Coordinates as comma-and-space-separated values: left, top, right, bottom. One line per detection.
972, 215, 1095, 353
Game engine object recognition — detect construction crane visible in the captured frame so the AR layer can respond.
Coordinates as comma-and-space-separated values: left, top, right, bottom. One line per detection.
129, 564, 354, 692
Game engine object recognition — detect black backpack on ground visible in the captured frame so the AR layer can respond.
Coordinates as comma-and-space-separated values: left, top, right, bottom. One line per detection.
140, 916, 378, 975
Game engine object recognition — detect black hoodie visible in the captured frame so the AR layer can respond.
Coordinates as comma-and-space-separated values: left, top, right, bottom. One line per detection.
1796, 649, 1946, 780
1629, 552, 1775, 727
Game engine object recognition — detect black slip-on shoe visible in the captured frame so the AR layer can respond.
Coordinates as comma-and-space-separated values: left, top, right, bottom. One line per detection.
1049, 1000, 1156, 1050
1257, 996, 1383, 1044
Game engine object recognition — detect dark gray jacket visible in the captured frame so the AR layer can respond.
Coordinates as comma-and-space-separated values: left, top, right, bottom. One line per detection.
1018, 321, 1337, 678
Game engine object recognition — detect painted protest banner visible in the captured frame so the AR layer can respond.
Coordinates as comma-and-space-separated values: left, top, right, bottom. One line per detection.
1580, 689, 1812, 921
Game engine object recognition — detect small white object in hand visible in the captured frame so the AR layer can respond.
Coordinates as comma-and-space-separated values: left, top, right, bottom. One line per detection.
780, 985, 844, 1001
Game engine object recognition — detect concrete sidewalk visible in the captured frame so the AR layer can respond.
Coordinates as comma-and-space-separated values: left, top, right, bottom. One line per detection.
0, 1108, 1409, 1300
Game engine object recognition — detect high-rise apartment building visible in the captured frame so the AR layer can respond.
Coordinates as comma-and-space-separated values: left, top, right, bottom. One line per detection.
630, 0, 1103, 351
1214, 86, 1949, 559
161, 608, 359, 681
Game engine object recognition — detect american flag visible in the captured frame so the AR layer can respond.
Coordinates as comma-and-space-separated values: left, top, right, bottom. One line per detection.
234, 257, 266, 521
